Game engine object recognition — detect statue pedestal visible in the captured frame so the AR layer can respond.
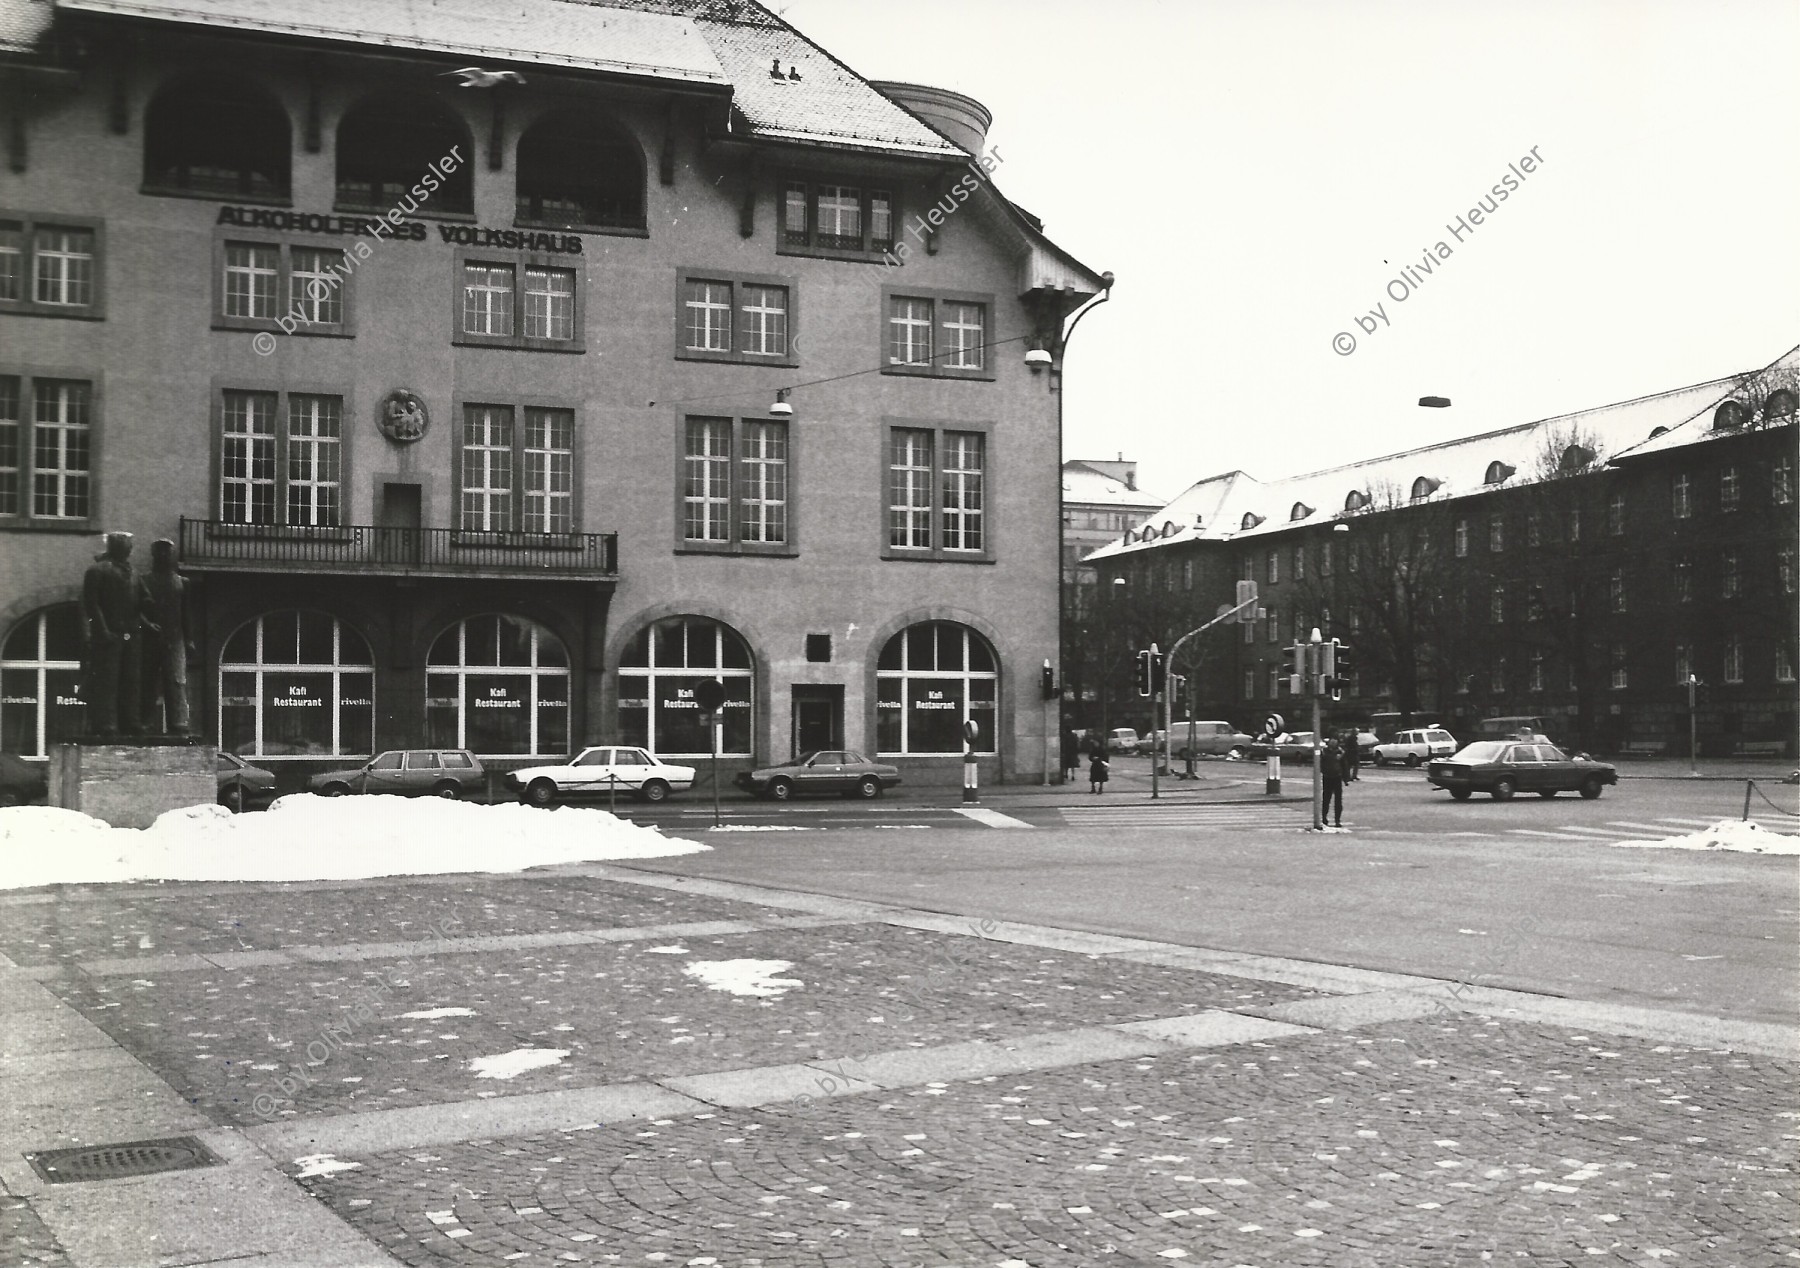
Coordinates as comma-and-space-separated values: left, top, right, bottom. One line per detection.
49, 743, 216, 829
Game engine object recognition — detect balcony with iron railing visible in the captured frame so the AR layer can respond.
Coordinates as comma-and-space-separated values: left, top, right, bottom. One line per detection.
178, 519, 618, 580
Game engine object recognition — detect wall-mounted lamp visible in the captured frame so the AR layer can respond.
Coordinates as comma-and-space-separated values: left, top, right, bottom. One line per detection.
1332, 522, 1349, 534
769, 388, 793, 418
1024, 346, 1052, 372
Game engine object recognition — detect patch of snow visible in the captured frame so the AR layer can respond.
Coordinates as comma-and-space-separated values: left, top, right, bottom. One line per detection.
683, 958, 802, 997
0, 796, 706, 889
642, 945, 689, 954
705, 824, 815, 832
293, 1154, 362, 1178
469, 1048, 570, 1080
1609, 819, 1800, 855
400, 1007, 478, 1020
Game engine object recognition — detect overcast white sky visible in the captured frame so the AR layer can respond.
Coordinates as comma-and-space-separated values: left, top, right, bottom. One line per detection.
779, 0, 1800, 502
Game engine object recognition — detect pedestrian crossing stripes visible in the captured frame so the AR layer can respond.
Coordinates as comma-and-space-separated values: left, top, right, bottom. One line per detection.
1060, 803, 1311, 828
1505, 814, 1799, 842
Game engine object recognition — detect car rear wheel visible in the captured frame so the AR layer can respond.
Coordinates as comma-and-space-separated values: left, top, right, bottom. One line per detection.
525, 778, 558, 807
1228, 745, 1247, 759
639, 779, 670, 803
1449, 788, 1472, 801
1537, 789, 1557, 799
1579, 777, 1604, 799
221, 784, 245, 813
432, 781, 460, 800
319, 782, 351, 798
1491, 777, 1516, 801
855, 775, 881, 799
769, 778, 795, 802
1404, 753, 1421, 768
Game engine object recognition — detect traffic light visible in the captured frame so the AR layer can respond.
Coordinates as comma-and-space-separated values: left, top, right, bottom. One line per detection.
1136, 649, 1153, 697
1329, 641, 1354, 701
1280, 642, 1302, 695
1150, 645, 1166, 696
1315, 640, 1336, 697
1041, 661, 1059, 700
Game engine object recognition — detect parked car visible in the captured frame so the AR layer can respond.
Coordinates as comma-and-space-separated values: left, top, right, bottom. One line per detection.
736, 750, 901, 800
0, 753, 47, 807
217, 752, 278, 812
1106, 728, 1141, 755
1349, 730, 1381, 761
308, 749, 485, 799
1472, 715, 1552, 742
1427, 740, 1618, 801
506, 746, 696, 806
1247, 731, 1320, 762
1371, 727, 1459, 767
1149, 720, 1254, 761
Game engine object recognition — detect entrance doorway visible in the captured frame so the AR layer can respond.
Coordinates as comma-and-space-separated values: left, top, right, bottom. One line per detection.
791, 684, 842, 756
378, 483, 422, 563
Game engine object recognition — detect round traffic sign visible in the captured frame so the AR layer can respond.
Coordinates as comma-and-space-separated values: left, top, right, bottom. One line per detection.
693, 678, 727, 713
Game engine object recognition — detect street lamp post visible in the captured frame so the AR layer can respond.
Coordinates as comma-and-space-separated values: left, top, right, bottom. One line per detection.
1688, 673, 1700, 777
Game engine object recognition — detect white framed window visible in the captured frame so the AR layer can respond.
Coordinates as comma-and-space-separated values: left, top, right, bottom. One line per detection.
27, 379, 92, 521
876, 622, 998, 756
780, 178, 894, 256
1243, 668, 1256, 700
1566, 508, 1580, 542
941, 301, 985, 370
739, 285, 789, 357
217, 240, 348, 334
1723, 637, 1743, 685
219, 610, 374, 759
882, 288, 993, 379
224, 243, 279, 319
1774, 454, 1795, 506
523, 267, 575, 340
1777, 643, 1795, 684
888, 297, 933, 366
1609, 568, 1625, 613
456, 254, 582, 350
1721, 550, 1740, 598
0, 604, 86, 756
1490, 583, 1505, 624
681, 416, 790, 553
0, 215, 102, 318
1607, 490, 1625, 535
1674, 557, 1692, 603
1529, 649, 1545, 692
1610, 644, 1627, 690
285, 394, 342, 527
461, 263, 514, 336
290, 248, 344, 325
221, 390, 277, 524
1719, 465, 1740, 512
884, 425, 991, 560
1453, 518, 1468, 557
1527, 511, 1541, 547
1781, 546, 1796, 595
1488, 514, 1504, 552
32, 226, 95, 307
1293, 546, 1305, 581
458, 403, 578, 534
1267, 665, 1280, 698
1266, 551, 1279, 584
619, 615, 754, 758
1491, 657, 1507, 694
426, 614, 569, 757
1267, 609, 1280, 644
1671, 472, 1691, 518
682, 279, 731, 352
1674, 643, 1691, 687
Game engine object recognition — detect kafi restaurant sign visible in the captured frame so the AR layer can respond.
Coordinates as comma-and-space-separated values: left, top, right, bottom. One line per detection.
214, 206, 585, 255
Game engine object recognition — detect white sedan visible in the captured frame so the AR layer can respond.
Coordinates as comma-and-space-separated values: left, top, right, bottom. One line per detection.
505, 746, 696, 806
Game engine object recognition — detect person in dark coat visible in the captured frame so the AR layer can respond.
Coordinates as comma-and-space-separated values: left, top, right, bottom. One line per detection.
1320, 737, 1345, 827
1088, 751, 1110, 795
1062, 729, 1081, 783
1341, 730, 1361, 782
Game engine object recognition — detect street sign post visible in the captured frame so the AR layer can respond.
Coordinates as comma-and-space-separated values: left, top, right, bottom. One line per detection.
962, 718, 980, 803
694, 677, 727, 826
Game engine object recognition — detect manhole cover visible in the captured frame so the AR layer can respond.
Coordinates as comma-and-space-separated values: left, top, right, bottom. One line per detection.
26, 1136, 223, 1184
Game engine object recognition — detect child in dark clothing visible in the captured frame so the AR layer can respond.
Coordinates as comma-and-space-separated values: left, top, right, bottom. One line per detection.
1088, 752, 1110, 794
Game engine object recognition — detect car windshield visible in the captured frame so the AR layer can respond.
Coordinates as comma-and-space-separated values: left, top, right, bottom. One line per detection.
1449, 741, 1509, 762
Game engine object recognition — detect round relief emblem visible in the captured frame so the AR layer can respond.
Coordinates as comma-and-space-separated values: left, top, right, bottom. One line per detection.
379, 390, 429, 444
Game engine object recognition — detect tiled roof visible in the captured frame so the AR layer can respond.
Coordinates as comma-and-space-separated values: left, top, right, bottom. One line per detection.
1608, 342, 1800, 461
1088, 356, 1796, 563
20, 0, 961, 153
53, 0, 730, 82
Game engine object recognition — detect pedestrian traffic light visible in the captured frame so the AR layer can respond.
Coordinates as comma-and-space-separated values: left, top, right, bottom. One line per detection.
1150, 645, 1166, 696
1280, 642, 1302, 695
1041, 660, 1059, 700
1136, 648, 1153, 697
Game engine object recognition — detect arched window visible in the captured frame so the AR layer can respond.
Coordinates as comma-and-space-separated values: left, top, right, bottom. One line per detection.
875, 622, 997, 756
618, 617, 753, 757
1343, 489, 1369, 512
1559, 444, 1596, 471
220, 611, 373, 758
1483, 461, 1515, 484
1712, 401, 1748, 431
1765, 389, 1798, 423
144, 75, 290, 199
1239, 512, 1264, 531
427, 615, 568, 756
1410, 476, 1440, 500
515, 109, 645, 231
1, 604, 86, 757
1289, 502, 1313, 521
336, 92, 472, 214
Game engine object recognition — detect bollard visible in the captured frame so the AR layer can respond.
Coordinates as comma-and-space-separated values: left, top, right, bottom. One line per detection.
1265, 753, 1281, 795
963, 752, 979, 803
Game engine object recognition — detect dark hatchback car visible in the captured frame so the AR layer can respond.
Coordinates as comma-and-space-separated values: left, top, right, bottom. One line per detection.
0, 753, 48, 807
736, 750, 901, 801
217, 752, 279, 812
1428, 740, 1619, 801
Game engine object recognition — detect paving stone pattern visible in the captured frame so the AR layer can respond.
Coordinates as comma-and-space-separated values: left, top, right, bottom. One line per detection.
0, 1185, 71, 1267
0, 875, 775, 965
298, 1017, 1797, 1267
40, 923, 1321, 1127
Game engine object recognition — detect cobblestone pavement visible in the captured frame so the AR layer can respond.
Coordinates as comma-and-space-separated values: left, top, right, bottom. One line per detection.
36, 918, 1320, 1126
297, 1016, 1796, 1267
0, 1182, 70, 1266
0, 874, 779, 965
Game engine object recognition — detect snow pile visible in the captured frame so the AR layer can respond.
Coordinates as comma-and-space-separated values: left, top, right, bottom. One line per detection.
469, 1048, 569, 1080
0, 794, 706, 889
683, 958, 802, 997
1609, 818, 1800, 855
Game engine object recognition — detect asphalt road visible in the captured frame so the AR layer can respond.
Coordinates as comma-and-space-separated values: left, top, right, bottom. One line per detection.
608, 762, 1800, 1027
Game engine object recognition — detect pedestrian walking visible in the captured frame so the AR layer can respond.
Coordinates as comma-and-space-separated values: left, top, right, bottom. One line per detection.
1062, 728, 1082, 784
1341, 730, 1360, 782
1321, 737, 1345, 827
1088, 751, 1110, 795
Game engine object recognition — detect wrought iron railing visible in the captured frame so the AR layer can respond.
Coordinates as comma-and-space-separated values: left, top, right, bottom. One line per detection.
179, 519, 617, 576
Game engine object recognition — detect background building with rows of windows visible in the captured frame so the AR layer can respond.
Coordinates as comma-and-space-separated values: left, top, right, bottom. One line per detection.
1082, 351, 1800, 759
0, 0, 1106, 786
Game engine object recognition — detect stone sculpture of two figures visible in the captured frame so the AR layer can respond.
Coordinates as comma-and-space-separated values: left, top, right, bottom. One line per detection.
79, 532, 191, 740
